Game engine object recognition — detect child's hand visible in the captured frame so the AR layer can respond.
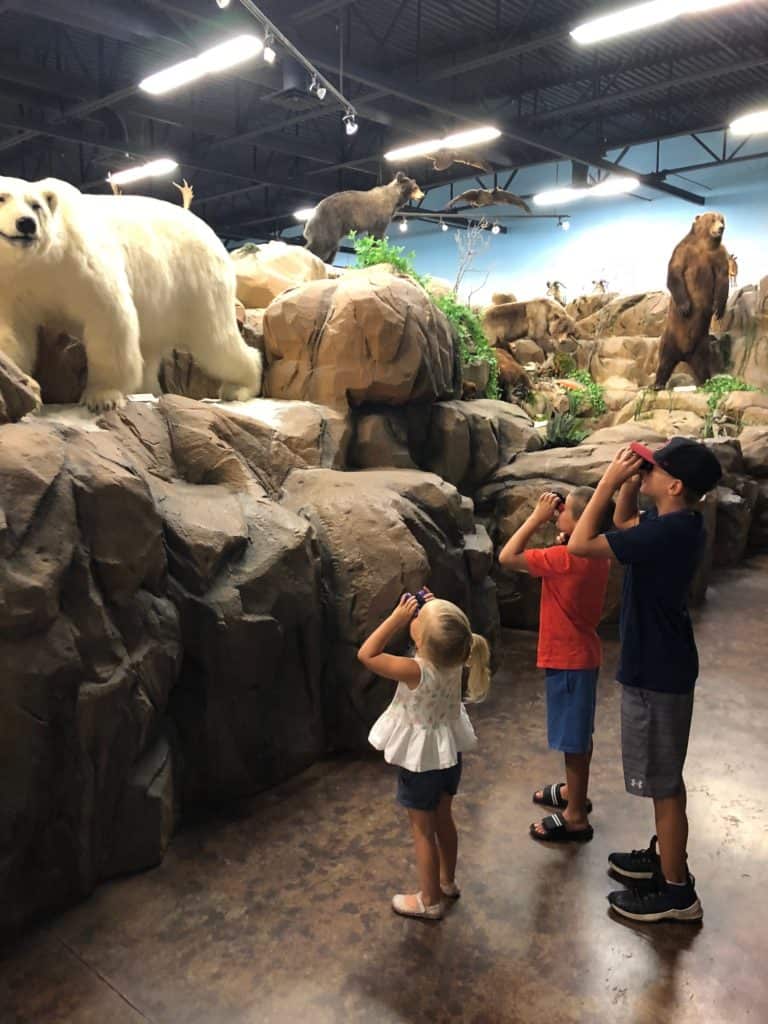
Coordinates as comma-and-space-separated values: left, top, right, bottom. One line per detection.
529, 492, 561, 525
419, 587, 435, 603
601, 447, 645, 490
390, 593, 419, 627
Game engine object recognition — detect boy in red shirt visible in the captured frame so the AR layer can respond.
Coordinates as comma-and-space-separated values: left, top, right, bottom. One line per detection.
499, 488, 612, 841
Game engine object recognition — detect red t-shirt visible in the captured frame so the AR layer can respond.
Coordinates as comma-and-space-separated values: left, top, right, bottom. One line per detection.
523, 545, 610, 670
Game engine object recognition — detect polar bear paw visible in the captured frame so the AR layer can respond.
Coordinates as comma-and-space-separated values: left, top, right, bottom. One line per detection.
81, 388, 127, 412
219, 383, 258, 403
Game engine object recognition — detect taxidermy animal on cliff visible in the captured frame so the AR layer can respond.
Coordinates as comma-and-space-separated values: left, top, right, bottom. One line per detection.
445, 188, 531, 213
546, 281, 566, 305
109, 177, 195, 210
654, 211, 729, 389
727, 252, 738, 288
592, 279, 609, 294
0, 175, 262, 411
303, 171, 424, 264
426, 148, 493, 174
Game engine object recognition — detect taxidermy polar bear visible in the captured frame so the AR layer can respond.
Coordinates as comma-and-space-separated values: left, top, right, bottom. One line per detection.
0, 175, 263, 411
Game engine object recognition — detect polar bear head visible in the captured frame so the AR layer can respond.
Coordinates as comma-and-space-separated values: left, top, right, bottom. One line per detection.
0, 176, 62, 265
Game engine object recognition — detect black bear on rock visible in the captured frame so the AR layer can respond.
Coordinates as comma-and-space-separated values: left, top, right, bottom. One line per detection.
303, 172, 424, 264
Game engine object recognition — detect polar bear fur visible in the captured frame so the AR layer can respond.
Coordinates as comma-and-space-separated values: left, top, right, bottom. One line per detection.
0, 176, 262, 411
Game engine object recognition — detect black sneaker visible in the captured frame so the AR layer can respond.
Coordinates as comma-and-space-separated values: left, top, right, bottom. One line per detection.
608, 835, 661, 880
608, 875, 702, 923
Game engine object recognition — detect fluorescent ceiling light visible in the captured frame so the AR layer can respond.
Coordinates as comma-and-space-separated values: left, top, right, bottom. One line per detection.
730, 107, 768, 135
590, 175, 640, 196
571, 0, 742, 45
108, 158, 178, 185
534, 177, 639, 205
294, 207, 316, 220
140, 35, 263, 95
384, 126, 501, 162
533, 187, 586, 207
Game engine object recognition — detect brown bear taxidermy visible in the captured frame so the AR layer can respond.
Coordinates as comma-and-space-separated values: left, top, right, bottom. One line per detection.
654, 211, 729, 389
303, 171, 424, 264
445, 188, 531, 213
427, 148, 493, 174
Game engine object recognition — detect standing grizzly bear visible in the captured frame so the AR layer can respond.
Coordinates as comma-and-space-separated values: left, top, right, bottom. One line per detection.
654, 212, 729, 389
303, 171, 424, 264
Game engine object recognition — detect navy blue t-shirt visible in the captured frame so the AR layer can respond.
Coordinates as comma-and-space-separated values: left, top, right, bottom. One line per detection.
605, 509, 705, 694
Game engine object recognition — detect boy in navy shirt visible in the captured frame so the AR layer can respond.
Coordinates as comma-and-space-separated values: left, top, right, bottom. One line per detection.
568, 438, 722, 922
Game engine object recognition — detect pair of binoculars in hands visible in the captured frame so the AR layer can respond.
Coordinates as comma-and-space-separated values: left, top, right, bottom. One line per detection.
403, 587, 429, 609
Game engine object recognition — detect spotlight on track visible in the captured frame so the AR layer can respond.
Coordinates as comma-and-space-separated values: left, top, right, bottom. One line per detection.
263, 33, 277, 64
309, 75, 326, 100
491, 222, 501, 235
343, 109, 358, 136
398, 217, 408, 233
557, 216, 571, 232
440, 219, 449, 232
215, 0, 231, 8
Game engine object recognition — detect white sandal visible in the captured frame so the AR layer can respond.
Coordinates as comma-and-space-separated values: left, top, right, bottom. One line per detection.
392, 891, 443, 920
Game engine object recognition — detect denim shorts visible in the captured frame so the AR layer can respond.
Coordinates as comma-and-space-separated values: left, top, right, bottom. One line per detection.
396, 754, 463, 811
545, 668, 599, 754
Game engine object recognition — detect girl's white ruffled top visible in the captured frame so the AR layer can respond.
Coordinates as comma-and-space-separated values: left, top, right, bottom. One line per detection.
368, 657, 478, 772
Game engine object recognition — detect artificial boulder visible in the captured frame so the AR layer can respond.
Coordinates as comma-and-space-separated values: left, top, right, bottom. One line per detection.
577, 291, 669, 340
263, 270, 457, 410
281, 468, 498, 747
231, 240, 328, 308
0, 350, 40, 423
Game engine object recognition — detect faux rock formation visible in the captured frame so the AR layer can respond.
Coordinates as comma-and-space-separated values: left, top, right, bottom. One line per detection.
281, 468, 498, 747
0, 350, 40, 422
349, 399, 542, 492
262, 269, 457, 409
576, 291, 669, 340
231, 240, 328, 308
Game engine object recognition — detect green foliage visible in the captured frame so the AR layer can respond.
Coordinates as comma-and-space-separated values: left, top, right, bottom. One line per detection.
350, 231, 500, 399
552, 351, 577, 378
700, 374, 756, 437
350, 232, 427, 284
431, 292, 500, 399
567, 369, 607, 416
544, 392, 589, 448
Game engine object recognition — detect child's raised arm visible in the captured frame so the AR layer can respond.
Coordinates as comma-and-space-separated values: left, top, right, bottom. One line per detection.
499, 492, 561, 573
357, 595, 422, 688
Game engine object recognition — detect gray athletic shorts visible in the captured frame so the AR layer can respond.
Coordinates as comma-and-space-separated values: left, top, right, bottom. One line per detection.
620, 685, 694, 799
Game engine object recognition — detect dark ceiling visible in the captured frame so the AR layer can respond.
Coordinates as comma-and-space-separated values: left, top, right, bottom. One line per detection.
0, 0, 767, 240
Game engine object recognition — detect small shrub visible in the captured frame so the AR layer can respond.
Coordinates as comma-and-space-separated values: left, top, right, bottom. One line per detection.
700, 374, 756, 437
544, 392, 588, 448
567, 369, 607, 415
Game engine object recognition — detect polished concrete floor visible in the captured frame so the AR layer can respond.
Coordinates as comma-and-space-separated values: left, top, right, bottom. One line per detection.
2, 556, 767, 1024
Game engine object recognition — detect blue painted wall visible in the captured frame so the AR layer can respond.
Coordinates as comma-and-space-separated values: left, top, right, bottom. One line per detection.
285, 130, 768, 305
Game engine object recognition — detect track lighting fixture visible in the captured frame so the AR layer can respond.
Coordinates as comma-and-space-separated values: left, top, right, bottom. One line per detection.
491, 222, 501, 235
263, 33, 276, 64
343, 110, 358, 136
557, 216, 571, 232
398, 218, 408, 233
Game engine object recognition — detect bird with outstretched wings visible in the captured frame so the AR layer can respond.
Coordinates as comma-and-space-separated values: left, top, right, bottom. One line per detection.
445, 187, 531, 213
426, 148, 494, 174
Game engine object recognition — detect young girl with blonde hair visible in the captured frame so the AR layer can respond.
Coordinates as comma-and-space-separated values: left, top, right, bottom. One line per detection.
358, 589, 490, 920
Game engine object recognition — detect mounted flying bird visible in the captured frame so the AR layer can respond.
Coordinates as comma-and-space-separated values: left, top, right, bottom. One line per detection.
426, 148, 494, 174
445, 187, 531, 213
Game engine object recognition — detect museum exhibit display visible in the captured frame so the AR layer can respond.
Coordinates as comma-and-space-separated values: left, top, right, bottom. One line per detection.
0, 0, 766, 1021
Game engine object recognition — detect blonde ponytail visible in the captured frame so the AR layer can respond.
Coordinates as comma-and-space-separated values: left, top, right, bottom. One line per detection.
464, 633, 491, 704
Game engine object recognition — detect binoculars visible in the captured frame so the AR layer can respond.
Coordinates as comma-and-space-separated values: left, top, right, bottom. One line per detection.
404, 588, 429, 608
550, 491, 566, 507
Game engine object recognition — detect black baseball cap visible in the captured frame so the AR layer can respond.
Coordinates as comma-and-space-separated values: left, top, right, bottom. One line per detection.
630, 437, 723, 495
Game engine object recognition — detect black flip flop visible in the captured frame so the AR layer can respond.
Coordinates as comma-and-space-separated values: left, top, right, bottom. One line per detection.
530, 813, 594, 843
532, 782, 593, 814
